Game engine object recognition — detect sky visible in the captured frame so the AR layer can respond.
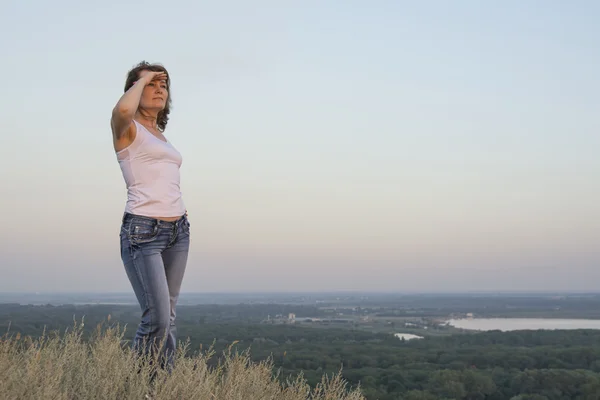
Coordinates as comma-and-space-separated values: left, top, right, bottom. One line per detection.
0, 0, 598, 293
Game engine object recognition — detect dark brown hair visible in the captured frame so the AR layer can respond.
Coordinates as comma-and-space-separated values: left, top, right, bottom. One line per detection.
124, 61, 172, 132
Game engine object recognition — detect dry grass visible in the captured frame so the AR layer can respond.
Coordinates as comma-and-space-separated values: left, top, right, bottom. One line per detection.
0, 319, 365, 400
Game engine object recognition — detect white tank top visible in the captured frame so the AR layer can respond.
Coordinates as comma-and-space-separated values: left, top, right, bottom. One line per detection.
116, 120, 186, 217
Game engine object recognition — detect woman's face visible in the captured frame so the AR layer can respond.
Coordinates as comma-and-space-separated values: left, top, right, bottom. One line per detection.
139, 70, 169, 111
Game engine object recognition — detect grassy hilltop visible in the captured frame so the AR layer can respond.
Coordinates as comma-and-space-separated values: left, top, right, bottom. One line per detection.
0, 321, 364, 400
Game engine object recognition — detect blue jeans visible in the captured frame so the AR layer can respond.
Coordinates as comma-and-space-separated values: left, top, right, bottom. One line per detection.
119, 212, 190, 369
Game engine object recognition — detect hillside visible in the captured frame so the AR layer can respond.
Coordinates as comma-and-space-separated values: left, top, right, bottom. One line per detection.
0, 321, 364, 400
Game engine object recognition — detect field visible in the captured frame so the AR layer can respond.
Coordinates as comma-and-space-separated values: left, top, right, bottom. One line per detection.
3, 292, 600, 399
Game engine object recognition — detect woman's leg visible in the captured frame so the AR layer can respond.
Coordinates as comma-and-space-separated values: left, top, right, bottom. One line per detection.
120, 215, 172, 361
160, 216, 190, 367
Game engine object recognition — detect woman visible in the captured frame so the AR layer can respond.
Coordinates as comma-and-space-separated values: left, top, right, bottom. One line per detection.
111, 61, 190, 370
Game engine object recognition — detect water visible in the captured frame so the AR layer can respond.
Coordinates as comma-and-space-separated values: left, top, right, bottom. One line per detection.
447, 318, 600, 331
394, 333, 424, 340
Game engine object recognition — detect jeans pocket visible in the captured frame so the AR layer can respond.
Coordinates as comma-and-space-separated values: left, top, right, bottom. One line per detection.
128, 220, 159, 244
181, 218, 191, 235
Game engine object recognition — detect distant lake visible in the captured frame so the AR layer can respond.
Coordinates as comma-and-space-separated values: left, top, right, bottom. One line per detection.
394, 333, 424, 340
447, 318, 600, 331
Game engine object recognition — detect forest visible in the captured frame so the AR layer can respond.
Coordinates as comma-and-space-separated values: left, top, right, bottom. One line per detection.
3, 300, 600, 399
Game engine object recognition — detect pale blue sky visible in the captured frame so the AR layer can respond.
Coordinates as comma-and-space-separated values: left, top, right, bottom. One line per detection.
1, 0, 598, 293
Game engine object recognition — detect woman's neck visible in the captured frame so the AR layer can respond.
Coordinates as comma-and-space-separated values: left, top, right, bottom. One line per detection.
135, 109, 159, 130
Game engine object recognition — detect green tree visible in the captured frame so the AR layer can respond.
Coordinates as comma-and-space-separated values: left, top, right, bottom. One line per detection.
403, 390, 441, 400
